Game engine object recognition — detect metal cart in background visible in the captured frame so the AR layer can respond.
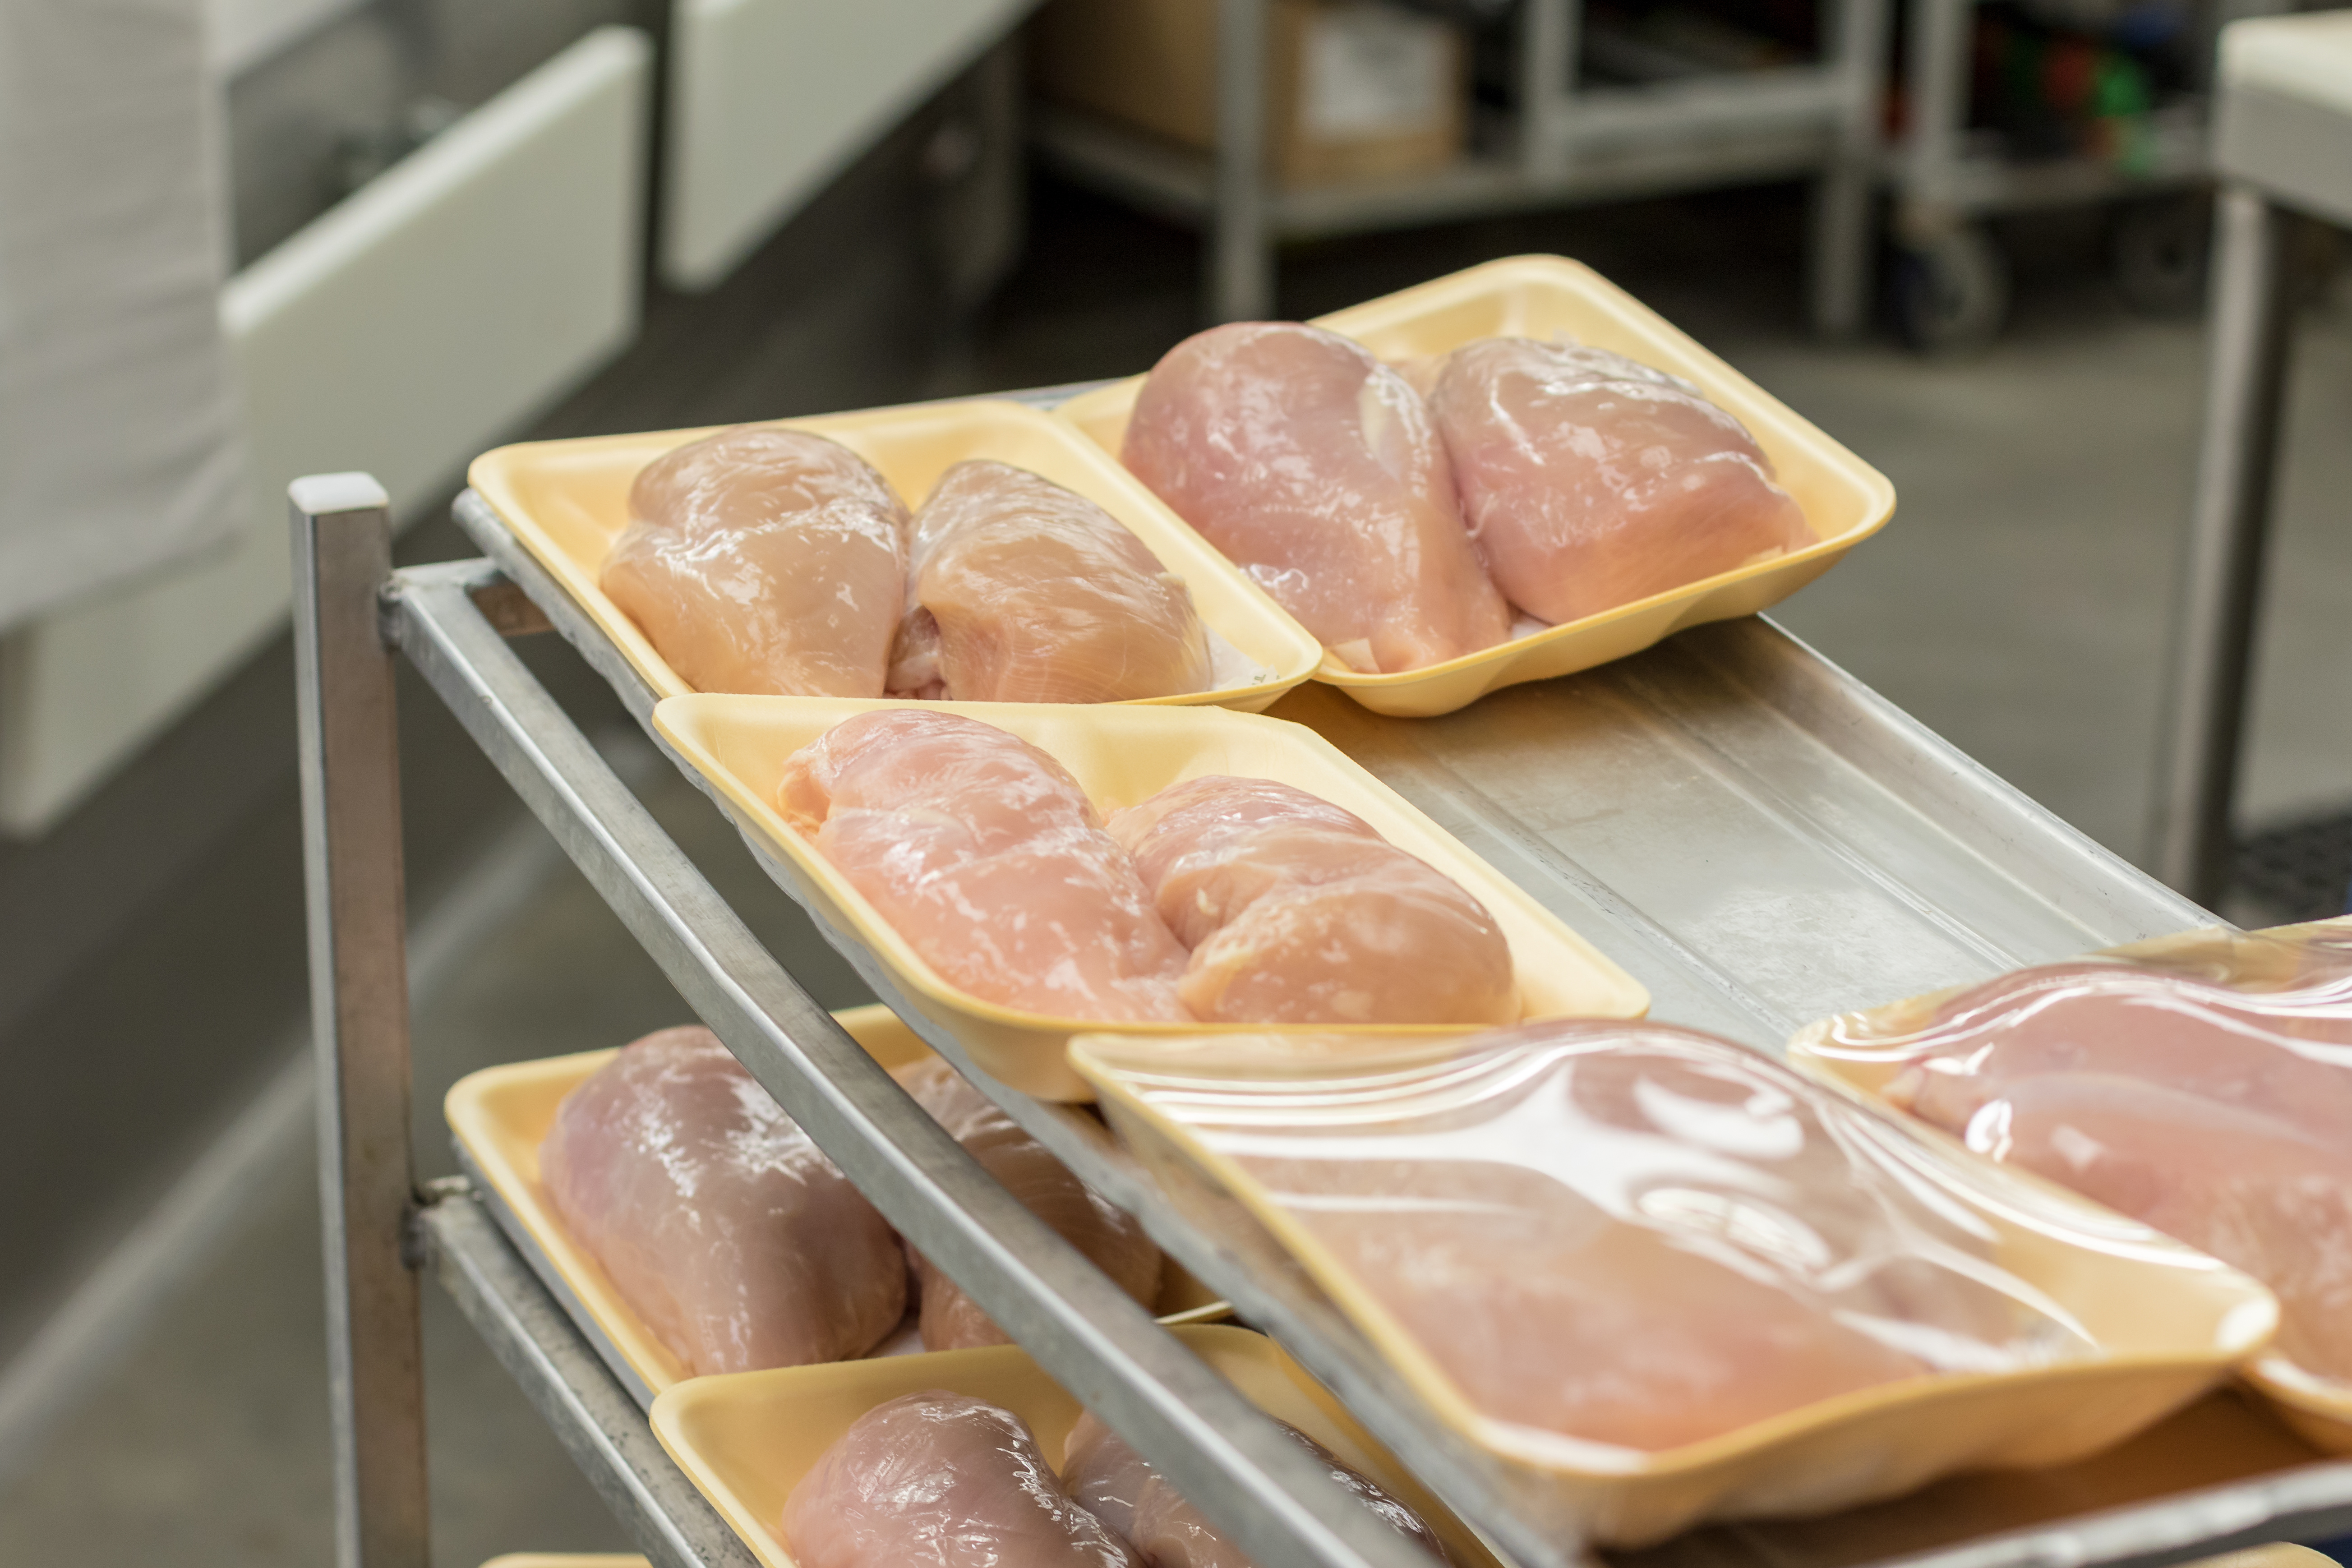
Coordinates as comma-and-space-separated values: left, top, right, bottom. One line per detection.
1032, 0, 1891, 336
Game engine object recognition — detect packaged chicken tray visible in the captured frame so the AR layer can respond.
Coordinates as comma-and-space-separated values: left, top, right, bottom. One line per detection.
650, 694, 1649, 1101
446, 1005, 1229, 1404
1069, 1024, 2276, 1546
1788, 915, 2352, 1453
466, 397, 1324, 712
1058, 255, 1897, 718
651, 1324, 1509, 1568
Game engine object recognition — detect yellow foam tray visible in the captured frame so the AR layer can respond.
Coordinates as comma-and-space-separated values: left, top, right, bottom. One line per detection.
1056, 254, 1899, 718
651, 1324, 1508, 1568
466, 397, 1324, 712
650, 694, 1651, 1100
444, 1004, 1228, 1398
1068, 1030, 2279, 1548
1785, 916, 2352, 1457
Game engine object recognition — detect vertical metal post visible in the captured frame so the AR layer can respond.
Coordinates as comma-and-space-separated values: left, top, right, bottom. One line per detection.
1899, 0, 1972, 237
1809, 0, 1886, 335
1211, 0, 1273, 322
1517, 0, 1576, 182
292, 474, 430, 1568
2151, 187, 2303, 904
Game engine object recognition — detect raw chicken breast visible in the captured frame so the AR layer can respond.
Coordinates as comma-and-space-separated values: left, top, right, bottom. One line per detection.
889, 460, 1213, 703
1869, 963, 2352, 1379
777, 710, 1191, 1022
538, 1026, 905, 1375
1425, 338, 1812, 624
891, 1057, 1161, 1349
1107, 776, 1516, 1026
784, 1391, 1141, 1568
602, 425, 908, 695
1122, 323, 1510, 673
1178, 1024, 2092, 1453
1063, 1410, 1451, 1568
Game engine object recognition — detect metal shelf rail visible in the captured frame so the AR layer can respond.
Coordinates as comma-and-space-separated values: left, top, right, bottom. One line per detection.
300, 429, 2352, 1568
1033, 0, 1890, 335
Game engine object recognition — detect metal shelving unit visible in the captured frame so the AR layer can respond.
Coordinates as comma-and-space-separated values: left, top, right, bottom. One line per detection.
299, 386, 2352, 1568
1032, 0, 1890, 335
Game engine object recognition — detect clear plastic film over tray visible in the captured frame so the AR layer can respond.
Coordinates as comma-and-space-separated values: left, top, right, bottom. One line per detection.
444, 1005, 1228, 1401
1068, 1023, 2278, 1546
650, 693, 1649, 1100
1056, 255, 1897, 718
651, 1324, 1510, 1568
466, 397, 1324, 712
1788, 914, 2352, 1454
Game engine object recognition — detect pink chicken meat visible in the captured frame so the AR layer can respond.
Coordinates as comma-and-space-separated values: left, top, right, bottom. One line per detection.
1063, 1410, 1451, 1568
1107, 775, 1516, 1026
602, 425, 909, 696
538, 1026, 905, 1375
891, 1057, 1161, 1349
784, 1391, 1141, 1568
1870, 962, 2352, 1379
1121, 323, 1510, 673
889, 460, 1213, 703
1424, 338, 1812, 625
777, 709, 1191, 1022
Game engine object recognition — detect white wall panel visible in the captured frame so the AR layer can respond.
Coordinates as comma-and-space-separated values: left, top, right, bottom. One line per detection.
0, 25, 649, 834
663, 0, 1028, 288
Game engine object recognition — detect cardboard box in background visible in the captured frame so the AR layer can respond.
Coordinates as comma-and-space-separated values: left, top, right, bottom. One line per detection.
1033, 0, 1467, 186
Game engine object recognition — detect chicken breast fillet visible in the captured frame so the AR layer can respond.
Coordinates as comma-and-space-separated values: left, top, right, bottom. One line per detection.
1121, 323, 1510, 674
602, 425, 909, 695
888, 460, 1213, 703
784, 1391, 1142, 1568
539, 1026, 905, 1375
1062, 1410, 1451, 1568
1425, 338, 1812, 625
1107, 775, 1516, 1026
892, 1057, 1161, 1349
777, 709, 1191, 1022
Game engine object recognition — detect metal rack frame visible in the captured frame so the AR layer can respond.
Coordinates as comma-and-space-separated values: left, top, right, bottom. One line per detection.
299, 417, 2352, 1568
1032, 0, 1889, 335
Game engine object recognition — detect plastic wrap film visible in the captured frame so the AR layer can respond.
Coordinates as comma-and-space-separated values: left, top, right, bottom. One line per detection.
601, 426, 910, 696
777, 709, 1191, 1023
1790, 915, 2352, 1448
782, 1391, 1142, 1568
1121, 322, 1510, 674
890, 1057, 1162, 1349
1073, 1022, 2277, 1543
890, 460, 1213, 703
1107, 776, 1517, 1027
1422, 339, 1813, 626
1062, 1410, 1453, 1568
538, 1028, 907, 1376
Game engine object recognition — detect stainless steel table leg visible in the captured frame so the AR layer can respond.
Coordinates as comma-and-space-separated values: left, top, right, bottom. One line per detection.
1211, 0, 1273, 322
292, 475, 430, 1568
2152, 184, 2304, 905
1811, 0, 1887, 336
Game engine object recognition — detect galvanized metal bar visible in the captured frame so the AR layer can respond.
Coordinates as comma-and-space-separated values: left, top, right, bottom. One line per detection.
385, 571, 1465, 1568
290, 475, 430, 1568
2151, 185, 2305, 905
1899, 0, 1975, 231
418, 1185, 753, 1568
1519, 0, 1576, 180
1811, 0, 1886, 334
1211, 0, 1273, 321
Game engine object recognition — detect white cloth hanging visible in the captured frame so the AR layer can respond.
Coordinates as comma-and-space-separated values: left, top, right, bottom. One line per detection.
0, 0, 244, 630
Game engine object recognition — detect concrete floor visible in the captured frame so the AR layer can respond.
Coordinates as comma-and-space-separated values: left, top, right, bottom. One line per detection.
2, 165, 2347, 1562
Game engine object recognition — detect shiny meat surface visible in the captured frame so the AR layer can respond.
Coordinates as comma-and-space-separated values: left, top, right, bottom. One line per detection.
889, 460, 1212, 703
891, 1058, 1161, 1349
1869, 963, 2352, 1378
1062, 1410, 1450, 1568
1121, 323, 1509, 673
1107, 776, 1516, 1026
602, 426, 909, 695
783, 1391, 1142, 1568
538, 1026, 905, 1375
1425, 339, 1812, 624
777, 710, 1190, 1022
